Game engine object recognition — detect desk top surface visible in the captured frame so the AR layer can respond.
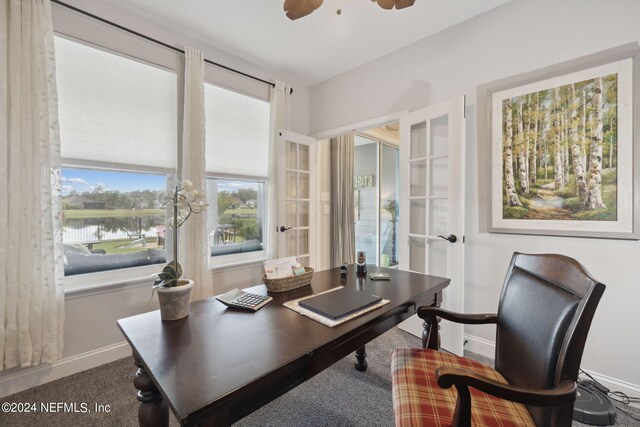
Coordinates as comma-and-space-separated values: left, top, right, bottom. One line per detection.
117, 265, 449, 422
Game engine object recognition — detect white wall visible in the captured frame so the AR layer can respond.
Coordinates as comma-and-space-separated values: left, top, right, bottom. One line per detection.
0, 0, 309, 396
310, 0, 640, 388
317, 140, 333, 271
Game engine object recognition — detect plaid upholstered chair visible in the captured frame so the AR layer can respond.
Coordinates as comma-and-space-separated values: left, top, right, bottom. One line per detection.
391, 253, 605, 427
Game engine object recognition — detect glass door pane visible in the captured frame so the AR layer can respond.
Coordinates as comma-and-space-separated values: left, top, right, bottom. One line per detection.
380, 144, 399, 267
408, 121, 427, 273
277, 130, 316, 265
284, 139, 311, 259
426, 114, 449, 276
354, 135, 379, 265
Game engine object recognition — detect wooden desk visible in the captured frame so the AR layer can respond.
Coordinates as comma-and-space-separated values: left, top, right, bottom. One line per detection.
117, 265, 449, 426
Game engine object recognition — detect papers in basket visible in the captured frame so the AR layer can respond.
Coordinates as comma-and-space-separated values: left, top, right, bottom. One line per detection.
263, 257, 300, 279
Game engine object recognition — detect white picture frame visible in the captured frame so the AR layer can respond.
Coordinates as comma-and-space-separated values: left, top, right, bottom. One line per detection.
487, 54, 638, 239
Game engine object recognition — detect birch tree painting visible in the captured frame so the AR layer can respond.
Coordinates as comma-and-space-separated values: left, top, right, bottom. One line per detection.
501, 73, 618, 221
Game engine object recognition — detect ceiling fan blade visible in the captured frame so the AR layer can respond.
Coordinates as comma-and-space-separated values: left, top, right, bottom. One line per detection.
375, 0, 415, 10
375, 0, 396, 10
395, 0, 416, 9
284, 0, 324, 21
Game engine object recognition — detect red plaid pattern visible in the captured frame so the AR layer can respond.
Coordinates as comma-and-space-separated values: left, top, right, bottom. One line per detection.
391, 348, 534, 427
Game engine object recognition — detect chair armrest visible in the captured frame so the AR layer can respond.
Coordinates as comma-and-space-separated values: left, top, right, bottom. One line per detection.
417, 307, 497, 350
436, 367, 576, 427
417, 307, 498, 325
437, 366, 577, 406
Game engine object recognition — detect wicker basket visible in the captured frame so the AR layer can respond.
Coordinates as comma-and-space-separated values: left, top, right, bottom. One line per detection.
262, 267, 314, 293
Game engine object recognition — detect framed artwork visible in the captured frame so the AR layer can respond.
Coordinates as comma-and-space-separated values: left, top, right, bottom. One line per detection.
488, 53, 638, 239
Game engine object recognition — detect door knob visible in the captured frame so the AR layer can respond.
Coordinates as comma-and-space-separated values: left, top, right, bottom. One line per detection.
437, 234, 457, 243
279, 226, 293, 232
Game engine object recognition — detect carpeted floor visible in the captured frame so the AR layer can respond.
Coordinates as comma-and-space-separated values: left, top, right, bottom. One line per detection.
1, 327, 638, 426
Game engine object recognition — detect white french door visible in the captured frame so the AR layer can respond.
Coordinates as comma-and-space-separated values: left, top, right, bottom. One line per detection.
277, 130, 318, 268
398, 96, 466, 356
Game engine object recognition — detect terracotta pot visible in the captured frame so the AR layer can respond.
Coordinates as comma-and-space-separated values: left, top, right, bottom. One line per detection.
156, 279, 194, 321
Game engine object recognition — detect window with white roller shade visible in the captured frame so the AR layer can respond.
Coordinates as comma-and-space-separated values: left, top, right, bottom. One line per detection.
204, 83, 270, 177
55, 36, 177, 169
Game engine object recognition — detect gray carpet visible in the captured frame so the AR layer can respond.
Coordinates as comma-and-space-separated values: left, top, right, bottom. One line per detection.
1, 328, 638, 426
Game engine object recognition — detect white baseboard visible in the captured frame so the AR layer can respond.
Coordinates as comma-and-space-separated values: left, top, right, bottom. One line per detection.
464, 334, 640, 409
586, 370, 640, 409
464, 333, 495, 359
0, 341, 131, 399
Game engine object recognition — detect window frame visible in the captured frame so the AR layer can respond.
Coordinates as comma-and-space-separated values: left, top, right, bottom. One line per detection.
207, 174, 268, 269
60, 161, 174, 292
203, 79, 271, 269
55, 33, 273, 291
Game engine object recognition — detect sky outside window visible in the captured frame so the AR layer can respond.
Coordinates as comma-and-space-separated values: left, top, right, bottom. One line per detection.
61, 169, 166, 195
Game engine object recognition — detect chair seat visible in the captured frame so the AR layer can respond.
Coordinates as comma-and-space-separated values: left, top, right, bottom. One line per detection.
391, 348, 535, 427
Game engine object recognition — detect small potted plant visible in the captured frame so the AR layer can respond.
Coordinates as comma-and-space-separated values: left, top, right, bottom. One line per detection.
153, 180, 207, 321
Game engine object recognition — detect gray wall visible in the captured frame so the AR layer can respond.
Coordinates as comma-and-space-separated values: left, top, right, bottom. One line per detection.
310, 0, 640, 388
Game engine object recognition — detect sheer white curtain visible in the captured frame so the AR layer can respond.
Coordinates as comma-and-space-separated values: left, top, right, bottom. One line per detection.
266, 81, 290, 259
331, 134, 355, 267
179, 47, 210, 300
0, 0, 65, 370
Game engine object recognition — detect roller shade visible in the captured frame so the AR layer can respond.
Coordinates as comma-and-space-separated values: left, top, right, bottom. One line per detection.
55, 37, 177, 169
205, 83, 270, 177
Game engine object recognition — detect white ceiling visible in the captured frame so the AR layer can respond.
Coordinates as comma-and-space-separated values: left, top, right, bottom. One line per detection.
101, 0, 510, 86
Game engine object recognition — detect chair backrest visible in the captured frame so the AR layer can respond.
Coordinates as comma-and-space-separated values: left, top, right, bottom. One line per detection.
495, 253, 605, 426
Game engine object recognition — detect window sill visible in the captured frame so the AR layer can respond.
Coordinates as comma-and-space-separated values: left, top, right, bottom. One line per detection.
63, 252, 267, 298
64, 264, 160, 299
210, 250, 266, 272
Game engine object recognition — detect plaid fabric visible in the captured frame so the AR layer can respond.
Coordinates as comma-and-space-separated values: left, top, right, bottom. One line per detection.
391, 348, 535, 427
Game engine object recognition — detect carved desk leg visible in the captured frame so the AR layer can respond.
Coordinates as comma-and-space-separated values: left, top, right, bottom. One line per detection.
355, 345, 367, 371
422, 320, 430, 349
133, 352, 168, 427
422, 293, 443, 349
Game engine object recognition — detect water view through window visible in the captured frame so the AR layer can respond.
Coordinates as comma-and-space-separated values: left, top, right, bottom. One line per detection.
61, 168, 168, 276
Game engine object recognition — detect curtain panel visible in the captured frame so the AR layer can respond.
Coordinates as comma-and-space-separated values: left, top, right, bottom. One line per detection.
330, 135, 355, 267
179, 47, 210, 300
0, 0, 65, 370
266, 81, 290, 260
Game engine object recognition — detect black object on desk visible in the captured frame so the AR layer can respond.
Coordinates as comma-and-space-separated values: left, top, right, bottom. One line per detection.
356, 251, 367, 274
299, 288, 382, 320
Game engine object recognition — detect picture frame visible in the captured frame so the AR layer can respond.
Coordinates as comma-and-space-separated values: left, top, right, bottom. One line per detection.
481, 45, 640, 239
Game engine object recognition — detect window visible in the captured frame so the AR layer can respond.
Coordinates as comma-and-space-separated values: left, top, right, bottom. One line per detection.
61, 168, 168, 276
204, 82, 270, 264
55, 35, 271, 279
207, 179, 265, 258
55, 36, 177, 279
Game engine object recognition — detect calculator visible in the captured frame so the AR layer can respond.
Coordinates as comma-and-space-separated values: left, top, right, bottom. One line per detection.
216, 288, 273, 311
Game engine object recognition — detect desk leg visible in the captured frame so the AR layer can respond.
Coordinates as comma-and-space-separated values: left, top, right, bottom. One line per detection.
133, 353, 168, 427
422, 295, 442, 349
355, 346, 367, 371
422, 321, 429, 349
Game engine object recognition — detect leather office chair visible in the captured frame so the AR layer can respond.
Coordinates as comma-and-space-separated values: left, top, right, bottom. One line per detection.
391, 253, 605, 427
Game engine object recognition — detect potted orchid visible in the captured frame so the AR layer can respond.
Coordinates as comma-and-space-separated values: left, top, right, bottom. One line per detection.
153, 180, 207, 321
